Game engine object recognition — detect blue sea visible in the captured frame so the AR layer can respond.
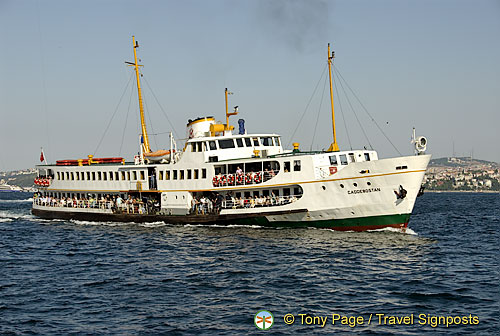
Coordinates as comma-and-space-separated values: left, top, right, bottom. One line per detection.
1, 191, 498, 335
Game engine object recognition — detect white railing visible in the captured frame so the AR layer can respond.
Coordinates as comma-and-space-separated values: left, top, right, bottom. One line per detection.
33, 197, 149, 215
221, 194, 301, 209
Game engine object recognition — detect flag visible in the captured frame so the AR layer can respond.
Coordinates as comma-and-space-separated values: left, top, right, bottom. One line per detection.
40, 149, 45, 162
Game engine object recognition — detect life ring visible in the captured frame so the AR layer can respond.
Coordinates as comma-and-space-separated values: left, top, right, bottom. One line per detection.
254, 172, 262, 184
34, 178, 39, 185
236, 174, 244, 185
227, 175, 235, 186
245, 174, 252, 184
220, 175, 227, 186
43, 179, 49, 187
212, 176, 219, 187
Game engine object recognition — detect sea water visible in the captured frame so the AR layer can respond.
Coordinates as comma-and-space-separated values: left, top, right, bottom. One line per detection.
0, 191, 498, 335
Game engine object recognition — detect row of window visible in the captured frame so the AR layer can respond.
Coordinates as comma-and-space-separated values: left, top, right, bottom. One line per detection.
57, 170, 146, 182
329, 153, 371, 166
158, 168, 207, 180
191, 136, 281, 152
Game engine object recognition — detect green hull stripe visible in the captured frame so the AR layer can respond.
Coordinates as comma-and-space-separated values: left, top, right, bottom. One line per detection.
228, 213, 411, 229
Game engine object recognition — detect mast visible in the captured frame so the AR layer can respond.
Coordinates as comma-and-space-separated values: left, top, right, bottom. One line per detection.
327, 43, 339, 152
127, 36, 151, 153
225, 88, 237, 130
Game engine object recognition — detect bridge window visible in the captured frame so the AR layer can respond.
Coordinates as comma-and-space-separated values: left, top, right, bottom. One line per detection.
236, 138, 244, 147
218, 139, 235, 149
340, 154, 348, 165
262, 137, 272, 146
252, 137, 260, 146
329, 155, 338, 165
349, 153, 355, 163
364, 153, 371, 161
244, 138, 252, 147
208, 141, 217, 150
202, 168, 207, 179
273, 137, 280, 146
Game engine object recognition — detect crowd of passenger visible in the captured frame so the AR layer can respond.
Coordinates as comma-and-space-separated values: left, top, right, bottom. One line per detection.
212, 167, 278, 187
33, 193, 160, 214
191, 192, 300, 215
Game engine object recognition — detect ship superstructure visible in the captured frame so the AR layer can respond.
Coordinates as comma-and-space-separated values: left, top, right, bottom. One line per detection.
32, 38, 430, 231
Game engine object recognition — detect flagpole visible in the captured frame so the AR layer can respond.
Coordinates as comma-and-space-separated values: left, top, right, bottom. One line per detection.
41, 147, 48, 165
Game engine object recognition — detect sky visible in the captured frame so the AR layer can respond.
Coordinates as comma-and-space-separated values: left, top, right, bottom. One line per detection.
0, 0, 499, 171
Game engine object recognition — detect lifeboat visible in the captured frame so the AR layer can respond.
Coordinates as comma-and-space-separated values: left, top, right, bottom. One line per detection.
144, 150, 174, 162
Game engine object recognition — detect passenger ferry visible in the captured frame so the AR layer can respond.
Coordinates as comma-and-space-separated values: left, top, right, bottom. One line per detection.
32, 37, 431, 231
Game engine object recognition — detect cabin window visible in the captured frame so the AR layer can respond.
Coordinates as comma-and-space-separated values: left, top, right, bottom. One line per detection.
329, 155, 338, 166
293, 160, 301, 171
127, 171, 131, 180
140, 171, 145, 180
87, 172, 91, 180
218, 139, 235, 149
115, 172, 119, 180
103, 172, 107, 181
194, 169, 199, 179
173, 170, 178, 180
197, 142, 203, 152
284, 161, 291, 172
340, 154, 348, 165
236, 138, 244, 147
165, 170, 170, 180
91, 172, 96, 180
244, 191, 251, 198
364, 153, 371, 161
57, 172, 60, 180
349, 153, 356, 163
272, 189, 280, 196
262, 190, 270, 196
98, 172, 102, 180
191, 143, 197, 152
294, 187, 302, 195
209, 141, 217, 150
262, 137, 272, 146
75, 172, 79, 180
284, 188, 291, 196
180, 170, 185, 180
244, 138, 252, 147
133, 171, 137, 180
253, 191, 260, 197
186, 169, 191, 179
252, 137, 260, 146
202, 168, 207, 179
159, 171, 163, 180
81, 172, 85, 180
274, 137, 280, 146
66, 172, 70, 180
109, 172, 114, 181
121, 171, 125, 180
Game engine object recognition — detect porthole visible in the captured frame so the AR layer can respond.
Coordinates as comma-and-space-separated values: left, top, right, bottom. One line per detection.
340, 184, 344, 188
353, 183, 358, 187
367, 182, 371, 186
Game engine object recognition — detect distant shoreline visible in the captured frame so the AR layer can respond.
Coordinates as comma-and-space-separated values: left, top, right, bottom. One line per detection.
425, 190, 499, 194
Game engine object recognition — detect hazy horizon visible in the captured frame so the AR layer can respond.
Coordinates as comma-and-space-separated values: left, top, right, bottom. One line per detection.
1, 0, 499, 171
